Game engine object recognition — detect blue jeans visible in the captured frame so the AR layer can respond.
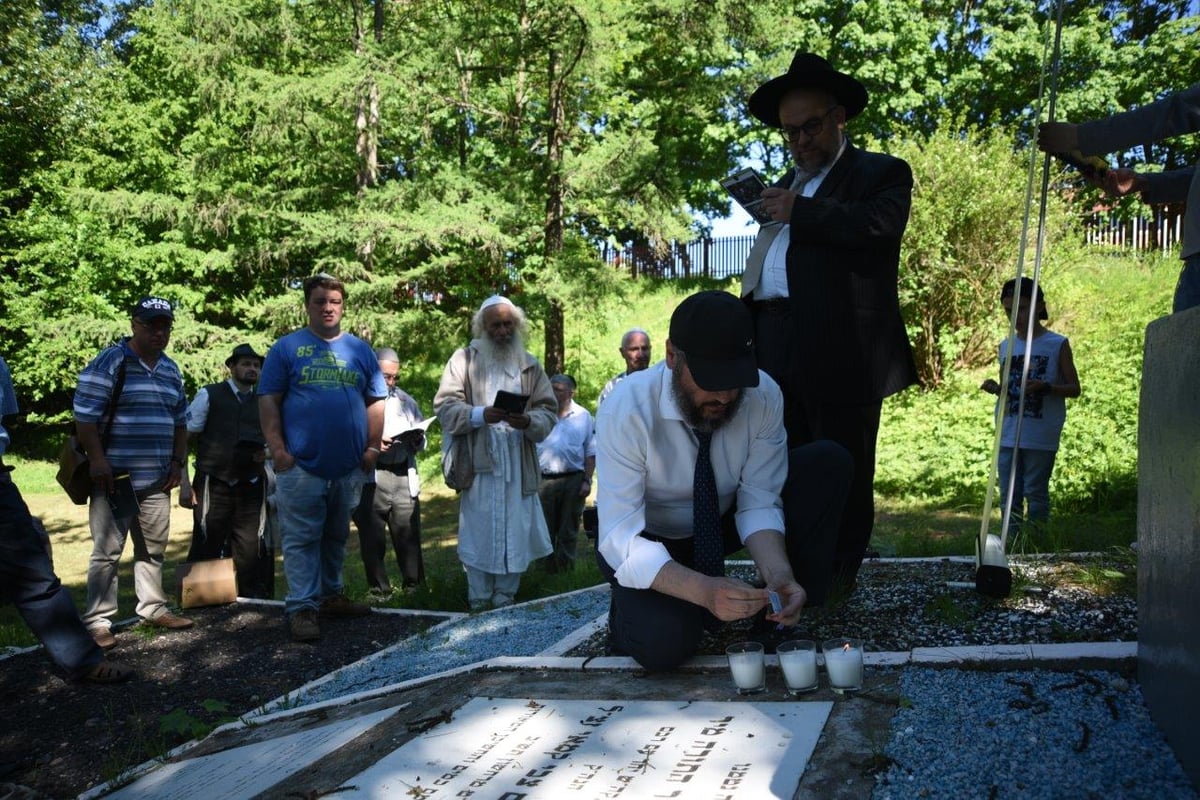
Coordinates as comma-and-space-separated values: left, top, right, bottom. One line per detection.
997, 447, 1058, 525
275, 465, 365, 614
0, 469, 101, 680
1173, 253, 1200, 313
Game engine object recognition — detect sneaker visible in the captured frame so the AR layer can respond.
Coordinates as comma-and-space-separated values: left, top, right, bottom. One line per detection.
89, 627, 116, 650
290, 609, 320, 642
144, 611, 194, 630
81, 659, 135, 684
319, 593, 371, 617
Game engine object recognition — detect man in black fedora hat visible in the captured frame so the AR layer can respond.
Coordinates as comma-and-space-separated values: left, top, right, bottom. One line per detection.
739, 52, 918, 598
181, 343, 275, 598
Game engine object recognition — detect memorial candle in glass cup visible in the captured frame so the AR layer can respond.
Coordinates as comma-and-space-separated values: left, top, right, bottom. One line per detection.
777, 639, 819, 694
725, 642, 767, 695
822, 638, 864, 693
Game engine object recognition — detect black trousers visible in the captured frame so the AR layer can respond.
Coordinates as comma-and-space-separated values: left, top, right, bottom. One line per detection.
599, 440, 851, 672
752, 302, 883, 593
187, 471, 274, 599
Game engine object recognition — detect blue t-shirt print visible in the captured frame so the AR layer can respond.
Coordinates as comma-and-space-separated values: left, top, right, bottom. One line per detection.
298, 348, 363, 391
1004, 354, 1048, 419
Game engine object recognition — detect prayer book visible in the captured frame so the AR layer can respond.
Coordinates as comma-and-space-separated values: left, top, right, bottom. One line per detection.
720, 167, 773, 224
492, 390, 529, 414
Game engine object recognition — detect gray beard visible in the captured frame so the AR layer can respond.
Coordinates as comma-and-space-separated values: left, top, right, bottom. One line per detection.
476, 334, 525, 374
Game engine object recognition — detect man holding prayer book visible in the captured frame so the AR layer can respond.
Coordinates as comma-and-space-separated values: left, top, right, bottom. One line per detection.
353, 347, 430, 596
738, 52, 918, 600
434, 295, 556, 610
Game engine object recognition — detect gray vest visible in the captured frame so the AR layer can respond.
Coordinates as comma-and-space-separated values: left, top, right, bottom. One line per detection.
195, 382, 265, 484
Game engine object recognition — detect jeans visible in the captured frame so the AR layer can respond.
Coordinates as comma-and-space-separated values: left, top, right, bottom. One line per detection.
0, 469, 101, 680
997, 446, 1058, 525
83, 486, 172, 630
1173, 253, 1200, 313
275, 465, 365, 614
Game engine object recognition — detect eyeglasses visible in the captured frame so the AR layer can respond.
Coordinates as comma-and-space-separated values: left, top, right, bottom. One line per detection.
134, 319, 173, 333
382, 372, 398, 382
780, 106, 840, 143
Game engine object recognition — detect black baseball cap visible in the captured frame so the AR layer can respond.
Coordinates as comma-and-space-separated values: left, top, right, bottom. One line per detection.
131, 296, 174, 321
668, 291, 759, 392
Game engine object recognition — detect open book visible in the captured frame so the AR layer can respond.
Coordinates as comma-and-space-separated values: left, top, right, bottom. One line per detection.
720, 168, 773, 225
385, 415, 436, 443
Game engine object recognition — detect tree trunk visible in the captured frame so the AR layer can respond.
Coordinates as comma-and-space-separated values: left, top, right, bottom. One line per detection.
542, 46, 566, 376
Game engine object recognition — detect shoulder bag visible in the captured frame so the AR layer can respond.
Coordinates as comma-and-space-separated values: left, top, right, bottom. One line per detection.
56, 356, 128, 505
441, 348, 475, 492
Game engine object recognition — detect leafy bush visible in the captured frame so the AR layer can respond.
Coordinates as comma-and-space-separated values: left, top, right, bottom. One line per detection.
887, 123, 1083, 388
878, 251, 1175, 516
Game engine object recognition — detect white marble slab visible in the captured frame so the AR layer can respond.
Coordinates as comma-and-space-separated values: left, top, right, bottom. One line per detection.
105, 706, 400, 799
338, 697, 833, 799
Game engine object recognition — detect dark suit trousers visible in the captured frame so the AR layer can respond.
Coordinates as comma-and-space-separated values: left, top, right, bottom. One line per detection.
187, 471, 274, 599
598, 441, 851, 672
752, 303, 881, 593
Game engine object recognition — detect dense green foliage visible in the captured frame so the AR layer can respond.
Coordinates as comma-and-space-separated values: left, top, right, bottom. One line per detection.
0, 1, 1195, 431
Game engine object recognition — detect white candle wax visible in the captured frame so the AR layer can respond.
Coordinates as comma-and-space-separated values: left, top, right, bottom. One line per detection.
824, 643, 863, 690
728, 652, 765, 690
780, 650, 818, 691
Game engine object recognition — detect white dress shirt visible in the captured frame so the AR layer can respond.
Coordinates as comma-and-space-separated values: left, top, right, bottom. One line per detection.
595, 361, 788, 589
537, 400, 596, 473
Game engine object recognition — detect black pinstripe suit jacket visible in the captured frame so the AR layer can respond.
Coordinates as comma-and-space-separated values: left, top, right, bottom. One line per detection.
782, 143, 919, 405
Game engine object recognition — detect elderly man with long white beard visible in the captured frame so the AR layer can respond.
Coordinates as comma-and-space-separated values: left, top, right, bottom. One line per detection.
434, 296, 557, 610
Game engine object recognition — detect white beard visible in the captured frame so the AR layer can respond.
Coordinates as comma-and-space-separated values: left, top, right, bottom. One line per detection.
475, 333, 525, 375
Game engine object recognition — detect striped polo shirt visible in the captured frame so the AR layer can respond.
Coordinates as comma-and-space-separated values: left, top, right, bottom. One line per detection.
74, 339, 188, 491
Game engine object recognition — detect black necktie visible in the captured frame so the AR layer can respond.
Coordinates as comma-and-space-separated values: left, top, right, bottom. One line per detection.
692, 428, 724, 576
238, 391, 252, 404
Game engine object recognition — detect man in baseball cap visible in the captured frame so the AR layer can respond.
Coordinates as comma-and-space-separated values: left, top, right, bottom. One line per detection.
131, 296, 175, 322
594, 290, 852, 672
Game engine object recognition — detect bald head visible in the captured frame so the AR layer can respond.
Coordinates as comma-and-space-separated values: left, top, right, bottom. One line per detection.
619, 329, 652, 374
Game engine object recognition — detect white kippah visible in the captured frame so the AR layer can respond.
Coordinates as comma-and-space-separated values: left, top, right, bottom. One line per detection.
480, 295, 515, 312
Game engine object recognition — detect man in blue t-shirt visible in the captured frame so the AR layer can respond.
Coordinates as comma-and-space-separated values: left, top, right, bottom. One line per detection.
259, 274, 387, 642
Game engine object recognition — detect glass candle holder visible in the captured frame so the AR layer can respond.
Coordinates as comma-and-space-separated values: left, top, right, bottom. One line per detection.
777, 639, 819, 694
821, 638, 864, 693
725, 641, 767, 695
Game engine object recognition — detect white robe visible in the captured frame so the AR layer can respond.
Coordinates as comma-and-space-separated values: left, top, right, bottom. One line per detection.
456, 359, 552, 574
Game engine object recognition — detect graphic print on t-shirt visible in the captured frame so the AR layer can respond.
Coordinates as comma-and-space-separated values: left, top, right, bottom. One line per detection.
1004, 354, 1048, 418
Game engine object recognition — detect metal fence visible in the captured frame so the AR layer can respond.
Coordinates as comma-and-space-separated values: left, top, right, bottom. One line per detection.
597, 236, 754, 281
598, 210, 1183, 279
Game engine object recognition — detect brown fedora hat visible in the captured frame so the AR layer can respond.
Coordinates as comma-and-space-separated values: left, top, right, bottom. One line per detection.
749, 51, 868, 128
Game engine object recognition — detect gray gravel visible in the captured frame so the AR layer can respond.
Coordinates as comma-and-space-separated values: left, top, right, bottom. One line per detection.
286, 586, 611, 705
874, 667, 1196, 800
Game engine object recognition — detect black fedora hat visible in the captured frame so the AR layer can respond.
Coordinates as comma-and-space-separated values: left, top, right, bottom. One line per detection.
225, 343, 264, 367
749, 51, 868, 128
